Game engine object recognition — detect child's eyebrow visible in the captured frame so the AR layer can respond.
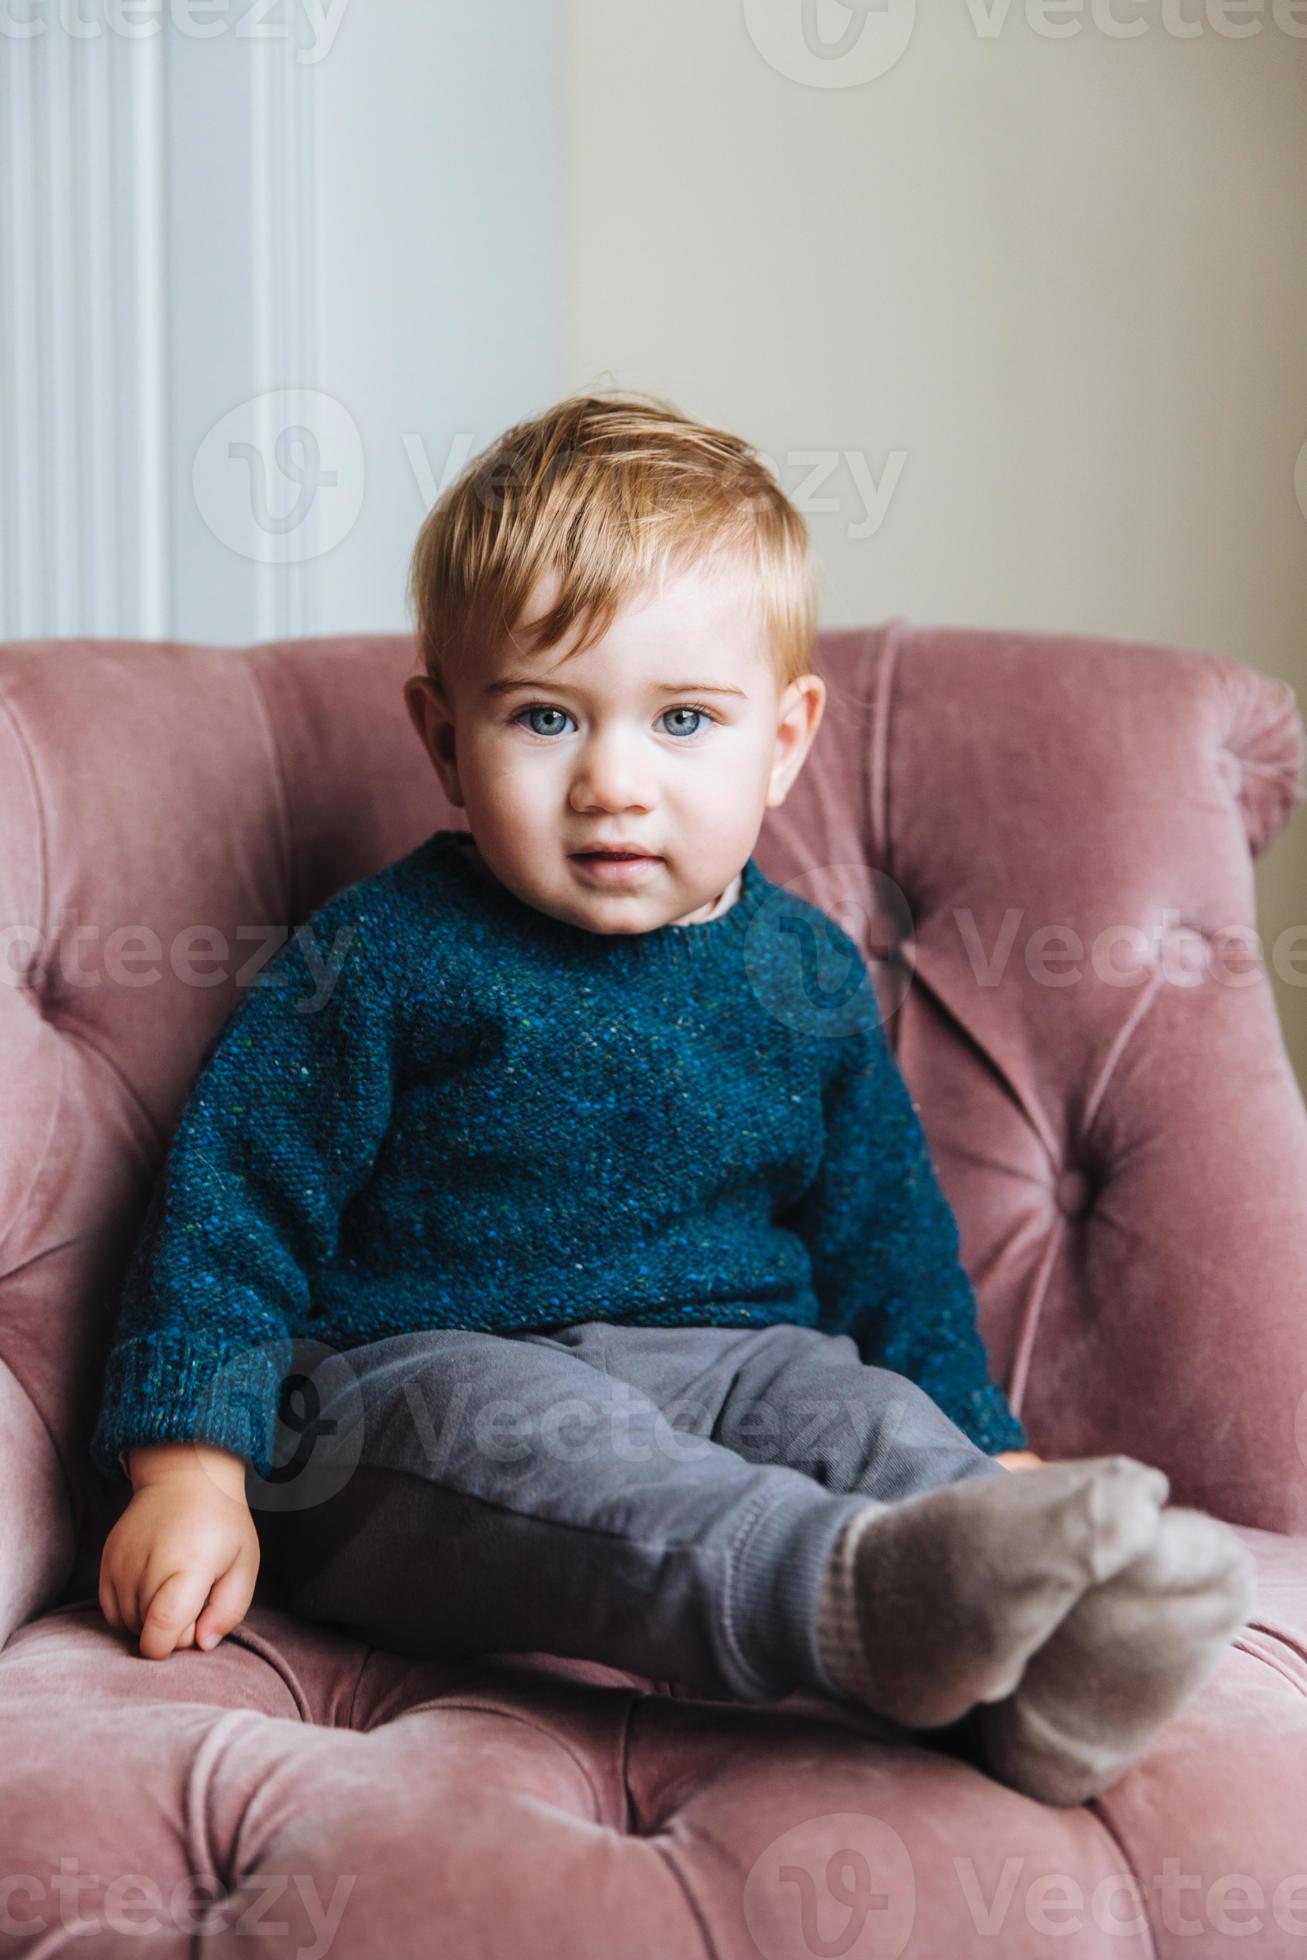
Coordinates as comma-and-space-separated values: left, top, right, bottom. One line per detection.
482, 677, 750, 699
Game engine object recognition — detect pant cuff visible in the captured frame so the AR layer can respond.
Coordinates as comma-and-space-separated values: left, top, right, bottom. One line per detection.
726, 1480, 877, 1702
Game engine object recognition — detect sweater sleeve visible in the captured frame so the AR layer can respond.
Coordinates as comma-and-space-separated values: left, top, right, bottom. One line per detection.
779, 1005, 1028, 1456
89, 885, 406, 1491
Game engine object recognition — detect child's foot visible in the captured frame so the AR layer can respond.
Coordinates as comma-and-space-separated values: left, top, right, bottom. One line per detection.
971, 1506, 1256, 1806
816, 1455, 1170, 1730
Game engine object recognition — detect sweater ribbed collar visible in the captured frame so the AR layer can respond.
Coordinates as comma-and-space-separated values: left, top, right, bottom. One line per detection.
423, 828, 772, 967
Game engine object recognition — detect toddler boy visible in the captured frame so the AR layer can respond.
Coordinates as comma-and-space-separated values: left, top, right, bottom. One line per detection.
92, 391, 1254, 1806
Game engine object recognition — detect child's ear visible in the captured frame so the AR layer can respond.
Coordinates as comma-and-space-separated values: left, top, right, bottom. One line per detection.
766, 674, 827, 809
403, 675, 451, 759
403, 674, 437, 742
404, 676, 466, 807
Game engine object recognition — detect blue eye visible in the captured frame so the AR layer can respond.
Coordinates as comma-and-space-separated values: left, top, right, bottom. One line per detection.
516, 705, 574, 738
661, 707, 706, 739
511, 703, 718, 741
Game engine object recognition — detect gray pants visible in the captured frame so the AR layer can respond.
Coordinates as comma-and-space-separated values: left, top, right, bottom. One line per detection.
252, 1319, 1005, 1705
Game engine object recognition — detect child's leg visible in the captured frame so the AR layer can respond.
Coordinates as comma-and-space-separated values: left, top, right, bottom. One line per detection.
608, 1318, 1010, 1500
588, 1323, 1174, 1726
251, 1324, 883, 1705
680, 1321, 1253, 1801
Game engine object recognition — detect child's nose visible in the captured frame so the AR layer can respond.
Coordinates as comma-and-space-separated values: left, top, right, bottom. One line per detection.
570, 735, 656, 811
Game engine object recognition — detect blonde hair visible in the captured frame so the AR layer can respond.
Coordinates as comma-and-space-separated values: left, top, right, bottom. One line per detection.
406, 389, 819, 696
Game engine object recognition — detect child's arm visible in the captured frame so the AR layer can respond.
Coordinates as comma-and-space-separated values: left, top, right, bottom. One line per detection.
777, 1004, 1029, 1458
89, 883, 408, 1490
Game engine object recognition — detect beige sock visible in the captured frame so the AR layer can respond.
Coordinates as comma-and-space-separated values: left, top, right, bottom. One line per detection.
816, 1455, 1170, 1731
971, 1505, 1256, 1805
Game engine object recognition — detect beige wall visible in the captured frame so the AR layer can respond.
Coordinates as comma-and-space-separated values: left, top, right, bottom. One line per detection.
561, 0, 1307, 1087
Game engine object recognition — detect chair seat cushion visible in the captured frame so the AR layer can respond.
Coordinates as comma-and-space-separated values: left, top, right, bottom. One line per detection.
2, 1523, 1303, 1957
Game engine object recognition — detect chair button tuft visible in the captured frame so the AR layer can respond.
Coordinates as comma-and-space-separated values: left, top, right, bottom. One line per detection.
1055, 1168, 1092, 1216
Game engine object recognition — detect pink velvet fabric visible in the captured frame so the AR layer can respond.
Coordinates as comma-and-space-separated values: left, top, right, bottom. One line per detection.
2, 619, 1305, 1956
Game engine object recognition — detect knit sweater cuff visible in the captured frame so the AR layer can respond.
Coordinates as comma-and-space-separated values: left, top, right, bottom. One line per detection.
925, 1377, 1026, 1457
973, 1385, 1027, 1455
89, 1331, 293, 1489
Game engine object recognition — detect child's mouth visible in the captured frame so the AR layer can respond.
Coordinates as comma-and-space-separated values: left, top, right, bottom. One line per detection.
570, 852, 663, 882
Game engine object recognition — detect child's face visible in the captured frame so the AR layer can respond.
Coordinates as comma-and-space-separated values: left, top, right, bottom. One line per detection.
405, 549, 826, 936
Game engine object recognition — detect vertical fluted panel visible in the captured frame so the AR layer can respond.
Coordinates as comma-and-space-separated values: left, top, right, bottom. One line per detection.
0, 22, 169, 640
79, 23, 121, 635
126, 28, 170, 639
1, 29, 41, 636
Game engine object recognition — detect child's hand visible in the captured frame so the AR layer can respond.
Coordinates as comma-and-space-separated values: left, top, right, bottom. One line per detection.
993, 1450, 1046, 1472
99, 1444, 260, 1660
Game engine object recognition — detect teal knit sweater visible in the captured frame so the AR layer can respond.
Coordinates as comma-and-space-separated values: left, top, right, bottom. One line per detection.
89, 828, 1026, 1489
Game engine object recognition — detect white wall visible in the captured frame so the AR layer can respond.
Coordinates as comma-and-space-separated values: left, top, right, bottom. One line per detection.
560, 0, 1307, 1083
1, 0, 562, 648
309, 3, 563, 645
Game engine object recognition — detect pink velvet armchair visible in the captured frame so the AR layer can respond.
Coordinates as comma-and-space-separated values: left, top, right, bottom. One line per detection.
4, 618, 1307, 1958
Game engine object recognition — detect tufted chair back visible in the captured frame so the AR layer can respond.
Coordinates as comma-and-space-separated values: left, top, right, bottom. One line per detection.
1, 620, 1304, 1653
